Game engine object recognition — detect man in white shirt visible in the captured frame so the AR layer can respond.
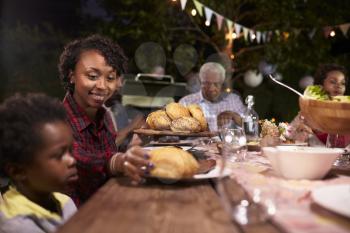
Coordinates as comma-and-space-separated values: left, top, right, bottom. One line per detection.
179, 62, 246, 131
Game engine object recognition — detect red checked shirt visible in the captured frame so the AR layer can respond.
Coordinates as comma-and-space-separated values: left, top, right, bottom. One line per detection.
63, 93, 118, 206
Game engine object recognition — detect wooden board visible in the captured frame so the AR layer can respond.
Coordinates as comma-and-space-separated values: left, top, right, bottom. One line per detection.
134, 128, 218, 137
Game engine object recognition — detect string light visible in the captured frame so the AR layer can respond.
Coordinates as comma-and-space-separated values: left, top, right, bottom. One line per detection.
251, 33, 256, 40
232, 32, 237, 39
230, 54, 235, 59
330, 30, 336, 37
171, 0, 177, 2
191, 9, 197, 16
205, 20, 210, 26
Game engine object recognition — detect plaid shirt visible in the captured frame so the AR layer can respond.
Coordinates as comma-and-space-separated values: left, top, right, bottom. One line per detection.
179, 91, 246, 131
63, 93, 117, 206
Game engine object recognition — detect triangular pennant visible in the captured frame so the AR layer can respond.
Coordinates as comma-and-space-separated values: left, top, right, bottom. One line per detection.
339, 23, 350, 37
243, 27, 249, 41
249, 30, 255, 42
293, 29, 301, 37
261, 31, 267, 42
256, 31, 261, 44
193, 0, 203, 17
204, 7, 213, 25
180, 0, 187, 10
323, 26, 332, 38
267, 31, 273, 42
215, 13, 224, 30
234, 23, 242, 35
308, 28, 317, 39
226, 19, 233, 31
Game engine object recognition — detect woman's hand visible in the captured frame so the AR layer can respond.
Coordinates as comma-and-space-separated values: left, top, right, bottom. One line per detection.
121, 146, 154, 183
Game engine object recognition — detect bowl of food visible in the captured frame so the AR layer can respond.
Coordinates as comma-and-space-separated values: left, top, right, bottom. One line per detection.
299, 85, 350, 134
262, 146, 343, 180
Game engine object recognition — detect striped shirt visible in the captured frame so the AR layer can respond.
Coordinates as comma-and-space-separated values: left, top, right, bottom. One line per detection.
179, 91, 246, 131
63, 93, 117, 206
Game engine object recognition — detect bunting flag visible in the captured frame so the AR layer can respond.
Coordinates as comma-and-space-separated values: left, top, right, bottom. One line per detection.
308, 28, 317, 39
226, 19, 233, 31
323, 26, 332, 37
204, 7, 213, 24
180, 0, 187, 10
193, 0, 203, 17
215, 13, 224, 30
174, 0, 350, 44
293, 29, 301, 37
243, 27, 249, 41
339, 23, 350, 37
249, 30, 255, 42
256, 31, 261, 44
234, 23, 242, 35
261, 32, 267, 43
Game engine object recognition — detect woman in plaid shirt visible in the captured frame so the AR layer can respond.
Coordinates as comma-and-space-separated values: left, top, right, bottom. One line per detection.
58, 35, 152, 206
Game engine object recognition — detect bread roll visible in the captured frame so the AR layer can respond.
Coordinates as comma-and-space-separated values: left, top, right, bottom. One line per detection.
170, 116, 201, 133
149, 147, 199, 179
165, 102, 190, 120
146, 110, 171, 130
187, 104, 208, 131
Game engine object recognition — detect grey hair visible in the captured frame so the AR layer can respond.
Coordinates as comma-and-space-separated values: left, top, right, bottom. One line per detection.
199, 62, 226, 82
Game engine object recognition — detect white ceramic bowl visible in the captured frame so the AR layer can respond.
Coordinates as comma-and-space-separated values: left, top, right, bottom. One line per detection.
262, 146, 343, 180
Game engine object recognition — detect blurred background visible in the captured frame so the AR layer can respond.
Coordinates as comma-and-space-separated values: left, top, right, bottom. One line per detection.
0, 0, 349, 121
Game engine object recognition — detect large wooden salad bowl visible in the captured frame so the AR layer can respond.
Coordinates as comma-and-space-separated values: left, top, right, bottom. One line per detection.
299, 97, 350, 134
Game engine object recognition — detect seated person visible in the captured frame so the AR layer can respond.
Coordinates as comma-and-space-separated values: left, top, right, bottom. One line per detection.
0, 93, 77, 233
179, 62, 246, 131
289, 64, 349, 146
58, 34, 152, 206
105, 91, 145, 152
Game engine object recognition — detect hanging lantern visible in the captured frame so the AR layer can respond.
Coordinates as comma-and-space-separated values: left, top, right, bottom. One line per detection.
244, 70, 263, 88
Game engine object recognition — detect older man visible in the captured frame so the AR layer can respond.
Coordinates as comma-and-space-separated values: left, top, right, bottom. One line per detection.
179, 62, 246, 131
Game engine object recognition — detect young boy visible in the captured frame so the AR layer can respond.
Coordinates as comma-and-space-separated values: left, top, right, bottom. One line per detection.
0, 93, 78, 233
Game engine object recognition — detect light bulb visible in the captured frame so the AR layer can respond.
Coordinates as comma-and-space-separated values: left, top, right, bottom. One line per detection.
191, 9, 197, 16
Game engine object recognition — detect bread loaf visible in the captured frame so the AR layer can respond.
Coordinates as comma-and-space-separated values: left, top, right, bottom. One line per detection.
149, 147, 199, 179
146, 110, 171, 130
165, 102, 190, 120
170, 116, 201, 133
187, 104, 208, 131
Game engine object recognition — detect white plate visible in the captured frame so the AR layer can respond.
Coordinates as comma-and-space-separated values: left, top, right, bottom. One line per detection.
311, 184, 350, 217
193, 166, 231, 179
143, 146, 192, 151
280, 142, 308, 146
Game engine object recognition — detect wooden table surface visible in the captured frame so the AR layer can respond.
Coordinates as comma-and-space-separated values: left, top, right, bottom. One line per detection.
56, 177, 282, 233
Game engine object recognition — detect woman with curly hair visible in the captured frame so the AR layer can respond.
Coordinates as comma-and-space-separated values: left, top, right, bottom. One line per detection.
58, 34, 152, 206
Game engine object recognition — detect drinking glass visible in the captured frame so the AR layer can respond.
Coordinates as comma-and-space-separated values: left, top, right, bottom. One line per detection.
217, 133, 274, 226
219, 128, 247, 162
326, 134, 350, 167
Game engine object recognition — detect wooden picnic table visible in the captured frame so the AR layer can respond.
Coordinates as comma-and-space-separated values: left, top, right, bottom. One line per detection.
56, 176, 281, 233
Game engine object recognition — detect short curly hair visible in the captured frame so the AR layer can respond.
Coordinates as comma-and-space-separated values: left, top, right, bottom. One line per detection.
314, 63, 348, 86
0, 93, 67, 178
58, 34, 128, 93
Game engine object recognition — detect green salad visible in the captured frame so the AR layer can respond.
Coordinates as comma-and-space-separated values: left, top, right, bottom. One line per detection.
304, 85, 350, 102
303, 85, 330, 100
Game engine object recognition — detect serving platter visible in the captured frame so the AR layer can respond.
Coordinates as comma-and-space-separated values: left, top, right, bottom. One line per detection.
134, 128, 217, 137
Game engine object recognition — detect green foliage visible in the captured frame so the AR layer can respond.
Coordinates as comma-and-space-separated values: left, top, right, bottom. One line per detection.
0, 23, 67, 100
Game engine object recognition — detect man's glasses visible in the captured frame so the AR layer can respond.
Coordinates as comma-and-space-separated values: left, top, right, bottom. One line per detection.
200, 81, 223, 88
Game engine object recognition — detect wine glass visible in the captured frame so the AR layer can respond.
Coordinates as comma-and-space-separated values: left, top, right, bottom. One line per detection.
219, 128, 247, 162
326, 134, 350, 167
